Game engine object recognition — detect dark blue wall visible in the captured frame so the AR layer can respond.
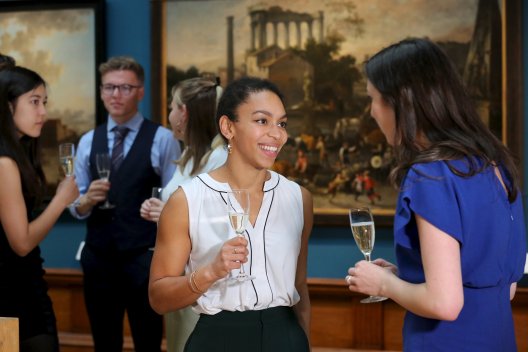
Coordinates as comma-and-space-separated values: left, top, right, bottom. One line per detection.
40, 0, 526, 280
41, 216, 396, 279
105, 0, 151, 116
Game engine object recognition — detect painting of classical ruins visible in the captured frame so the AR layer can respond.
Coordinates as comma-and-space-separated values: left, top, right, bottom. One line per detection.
166, 0, 502, 218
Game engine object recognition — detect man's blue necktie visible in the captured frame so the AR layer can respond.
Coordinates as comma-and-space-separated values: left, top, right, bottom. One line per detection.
111, 125, 129, 173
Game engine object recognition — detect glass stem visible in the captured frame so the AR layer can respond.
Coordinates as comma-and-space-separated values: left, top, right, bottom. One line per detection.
364, 253, 371, 262
237, 233, 246, 274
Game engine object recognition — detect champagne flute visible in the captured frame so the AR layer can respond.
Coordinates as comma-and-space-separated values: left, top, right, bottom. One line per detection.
96, 153, 115, 209
151, 187, 162, 199
226, 189, 255, 282
59, 143, 75, 177
349, 207, 387, 303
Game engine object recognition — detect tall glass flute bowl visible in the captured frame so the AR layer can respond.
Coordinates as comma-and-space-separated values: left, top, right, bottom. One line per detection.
59, 143, 75, 177
226, 189, 255, 282
95, 153, 115, 209
349, 207, 387, 303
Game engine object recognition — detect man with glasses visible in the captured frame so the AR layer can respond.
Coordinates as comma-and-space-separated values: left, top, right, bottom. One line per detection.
70, 56, 180, 352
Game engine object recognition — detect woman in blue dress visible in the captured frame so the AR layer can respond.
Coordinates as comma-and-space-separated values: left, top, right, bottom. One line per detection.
345, 38, 526, 351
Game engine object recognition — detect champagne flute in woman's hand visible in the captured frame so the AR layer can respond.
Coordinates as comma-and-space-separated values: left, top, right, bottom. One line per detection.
226, 189, 255, 282
151, 187, 162, 199
96, 153, 115, 209
59, 143, 75, 177
349, 207, 387, 303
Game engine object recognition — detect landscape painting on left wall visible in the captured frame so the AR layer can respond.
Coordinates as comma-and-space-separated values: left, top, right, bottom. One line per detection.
0, 0, 104, 197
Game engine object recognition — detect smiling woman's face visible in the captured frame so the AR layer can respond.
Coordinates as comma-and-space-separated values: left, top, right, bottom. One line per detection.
227, 90, 288, 169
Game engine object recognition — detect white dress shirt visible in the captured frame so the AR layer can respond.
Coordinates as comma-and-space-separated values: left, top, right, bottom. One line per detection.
180, 171, 304, 314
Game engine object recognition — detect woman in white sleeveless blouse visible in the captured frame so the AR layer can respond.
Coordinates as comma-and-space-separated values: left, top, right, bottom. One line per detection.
149, 77, 313, 352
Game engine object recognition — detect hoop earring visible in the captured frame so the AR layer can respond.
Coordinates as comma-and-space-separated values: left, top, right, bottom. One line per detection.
227, 143, 233, 154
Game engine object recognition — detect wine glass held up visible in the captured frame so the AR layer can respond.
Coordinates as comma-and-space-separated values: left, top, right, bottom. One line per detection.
151, 187, 162, 199
59, 143, 75, 177
226, 189, 255, 282
95, 153, 115, 209
349, 207, 388, 303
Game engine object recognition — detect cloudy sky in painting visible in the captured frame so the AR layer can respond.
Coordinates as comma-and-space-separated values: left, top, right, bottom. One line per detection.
166, 0, 479, 73
0, 9, 96, 134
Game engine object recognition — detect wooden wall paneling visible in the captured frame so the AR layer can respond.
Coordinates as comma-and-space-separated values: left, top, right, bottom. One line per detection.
382, 302, 405, 350
46, 269, 87, 333
352, 299, 384, 349
53, 287, 73, 331
71, 288, 90, 333
310, 293, 355, 347
512, 289, 528, 352
309, 278, 386, 349
309, 278, 354, 347
44, 269, 528, 351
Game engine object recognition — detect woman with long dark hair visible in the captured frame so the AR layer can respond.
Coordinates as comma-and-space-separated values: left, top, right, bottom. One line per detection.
345, 38, 526, 351
0, 61, 79, 351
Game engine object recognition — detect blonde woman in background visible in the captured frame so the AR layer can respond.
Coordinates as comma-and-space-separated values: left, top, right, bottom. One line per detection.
140, 77, 226, 352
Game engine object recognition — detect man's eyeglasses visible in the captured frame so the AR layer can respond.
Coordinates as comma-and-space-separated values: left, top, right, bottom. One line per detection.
100, 84, 142, 96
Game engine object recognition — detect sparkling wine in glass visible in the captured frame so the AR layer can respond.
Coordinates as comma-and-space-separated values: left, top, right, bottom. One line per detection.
226, 189, 254, 282
96, 153, 115, 209
349, 207, 387, 303
59, 143, 75, 177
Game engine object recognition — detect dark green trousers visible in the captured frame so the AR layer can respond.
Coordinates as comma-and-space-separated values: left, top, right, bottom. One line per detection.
184, 306, 309, 352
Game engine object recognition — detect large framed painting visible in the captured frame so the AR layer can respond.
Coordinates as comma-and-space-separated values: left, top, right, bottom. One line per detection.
0, 0, 105, 197
152, 0, 522, 226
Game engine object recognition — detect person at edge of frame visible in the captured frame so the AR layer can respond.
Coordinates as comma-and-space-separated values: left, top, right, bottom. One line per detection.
345, 38, 527, 352
0, 54, 79, 352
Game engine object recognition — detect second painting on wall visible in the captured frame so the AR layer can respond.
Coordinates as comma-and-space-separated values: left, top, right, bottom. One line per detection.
164, 0, 502, 223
